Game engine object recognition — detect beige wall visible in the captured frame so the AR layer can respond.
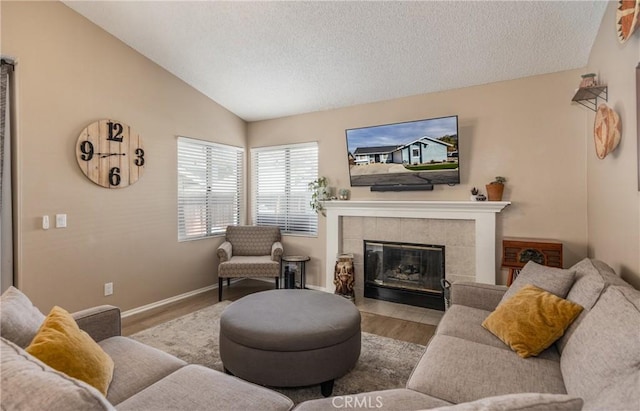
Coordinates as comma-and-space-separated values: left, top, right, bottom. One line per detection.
5, 1, 636, 314
585, 1, 640, 288
248, 70, 589, 287
2, 1, 246, 312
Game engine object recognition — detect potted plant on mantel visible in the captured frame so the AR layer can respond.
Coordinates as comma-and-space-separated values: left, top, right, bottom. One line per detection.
486, 176, 506, 201
308, 176, 329, 216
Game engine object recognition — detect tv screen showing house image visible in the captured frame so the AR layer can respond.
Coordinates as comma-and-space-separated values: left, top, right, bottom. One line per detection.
346, 115, 459, 187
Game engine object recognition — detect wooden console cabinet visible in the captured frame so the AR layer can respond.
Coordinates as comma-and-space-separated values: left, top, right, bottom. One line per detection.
502, 238, 563, 286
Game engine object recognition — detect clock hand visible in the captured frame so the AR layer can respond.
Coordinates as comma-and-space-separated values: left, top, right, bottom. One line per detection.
95, 153, 126, 158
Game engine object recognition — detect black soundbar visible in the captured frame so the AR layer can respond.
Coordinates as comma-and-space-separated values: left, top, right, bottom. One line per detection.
370, 184, 434, 192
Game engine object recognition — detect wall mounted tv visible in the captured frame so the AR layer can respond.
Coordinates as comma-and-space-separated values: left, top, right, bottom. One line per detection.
346, 115, 459, 191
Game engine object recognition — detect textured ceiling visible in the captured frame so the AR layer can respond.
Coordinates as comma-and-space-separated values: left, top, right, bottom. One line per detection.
63, 1, 607, 122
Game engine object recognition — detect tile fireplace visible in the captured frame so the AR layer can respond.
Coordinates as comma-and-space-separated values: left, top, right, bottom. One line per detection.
323, 201, 510, 303
364, 240, 445, 310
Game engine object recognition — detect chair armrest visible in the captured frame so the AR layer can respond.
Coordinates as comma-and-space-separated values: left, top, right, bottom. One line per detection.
72, 305, 121, 342
271, 241, 283, 262
217, 241, 233, 263
450, 282, 508, 312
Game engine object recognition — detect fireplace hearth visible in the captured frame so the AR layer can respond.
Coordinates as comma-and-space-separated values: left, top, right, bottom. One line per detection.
364, 240, 445, 310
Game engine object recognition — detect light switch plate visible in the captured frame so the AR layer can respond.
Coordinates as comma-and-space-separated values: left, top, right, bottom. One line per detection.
55, 214, 67, 228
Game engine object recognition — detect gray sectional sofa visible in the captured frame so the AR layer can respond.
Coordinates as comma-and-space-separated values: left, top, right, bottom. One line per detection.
1, 258, 638, 411
296, 258, 640, 411
0, 287, 294, 411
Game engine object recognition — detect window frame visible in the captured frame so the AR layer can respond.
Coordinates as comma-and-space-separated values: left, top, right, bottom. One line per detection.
251, 142, 319, 237
177, 136, 244, 242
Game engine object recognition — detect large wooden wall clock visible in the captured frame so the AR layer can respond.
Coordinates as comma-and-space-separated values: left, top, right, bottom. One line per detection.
75, 119, 145, 188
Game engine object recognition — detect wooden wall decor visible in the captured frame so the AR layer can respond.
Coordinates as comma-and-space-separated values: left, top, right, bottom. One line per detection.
75, 119, 145, 188
617, 0, 640, 44
594, 103, 622, 159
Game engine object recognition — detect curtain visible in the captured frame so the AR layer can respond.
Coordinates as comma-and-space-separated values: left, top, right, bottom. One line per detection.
0, 60, 14, 292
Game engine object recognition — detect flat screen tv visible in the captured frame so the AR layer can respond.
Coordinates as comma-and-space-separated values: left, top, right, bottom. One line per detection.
346, 115, 459, 191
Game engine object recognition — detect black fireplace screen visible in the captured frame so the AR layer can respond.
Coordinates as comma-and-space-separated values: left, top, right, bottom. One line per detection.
364, 240, 444, 295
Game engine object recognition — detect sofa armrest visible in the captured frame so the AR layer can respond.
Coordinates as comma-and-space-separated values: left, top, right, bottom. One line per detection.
450, 282, 508, 312
271, 241, 283, 262
217, 241, 233, 263
72, 305, 121, 342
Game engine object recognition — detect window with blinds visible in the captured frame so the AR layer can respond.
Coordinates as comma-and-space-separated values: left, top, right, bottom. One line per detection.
252, 142, 318, 236
177, 137, 244, 241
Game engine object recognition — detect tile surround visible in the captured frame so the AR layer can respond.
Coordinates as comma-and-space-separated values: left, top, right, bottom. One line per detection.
343, 216, 476, 301
323, 200, 511, 288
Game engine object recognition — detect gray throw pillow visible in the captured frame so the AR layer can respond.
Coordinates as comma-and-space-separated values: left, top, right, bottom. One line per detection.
0, 337, 114, 410
0, 286, 45, 348
501, 261, 575, 303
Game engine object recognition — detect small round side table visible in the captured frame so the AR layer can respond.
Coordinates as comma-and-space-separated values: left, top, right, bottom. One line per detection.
281, 255, 310, 289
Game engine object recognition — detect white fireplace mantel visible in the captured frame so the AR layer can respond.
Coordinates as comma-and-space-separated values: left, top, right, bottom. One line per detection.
324, 200, 510, 287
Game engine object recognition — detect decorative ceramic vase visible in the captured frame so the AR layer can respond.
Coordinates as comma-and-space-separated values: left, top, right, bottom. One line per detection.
485, 183, 504, 201
334, 254, 355, 302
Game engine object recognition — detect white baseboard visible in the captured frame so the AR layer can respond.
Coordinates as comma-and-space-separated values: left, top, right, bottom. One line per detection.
255, 277, 331, 292
121, 279, 332, 319
121, 279, 241, 319
305, 284, 332, 292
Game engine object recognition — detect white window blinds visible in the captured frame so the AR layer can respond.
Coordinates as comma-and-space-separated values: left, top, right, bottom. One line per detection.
177, 137, 244, 241
252, 142, 318, 236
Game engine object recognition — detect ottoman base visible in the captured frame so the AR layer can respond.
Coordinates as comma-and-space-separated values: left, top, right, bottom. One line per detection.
219, 290, 362, 396
220, 331, 360, 394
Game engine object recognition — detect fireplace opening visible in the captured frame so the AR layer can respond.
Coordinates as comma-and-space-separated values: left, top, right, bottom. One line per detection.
364, 240, 445, 310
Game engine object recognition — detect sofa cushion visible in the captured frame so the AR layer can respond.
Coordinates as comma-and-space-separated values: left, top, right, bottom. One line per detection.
560, 285, 640, 410
26, 306, 114, 395
407, 335, 566, 404
436, 305, 504, 349
0, 286, 45, 348
1, 337, 115, 411
450, 282, 507, 312
556, 258, 629, 353
427, 393, 583, 411
501, 261, 575, 303
99, 336, 186, 405
482, 285, 583, 358
293, 388, 452, 411
116, 364, 294, 411
436, 304, 561, 361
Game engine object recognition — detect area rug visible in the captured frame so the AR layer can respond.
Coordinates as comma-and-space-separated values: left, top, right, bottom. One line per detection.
130, 301, 429, 405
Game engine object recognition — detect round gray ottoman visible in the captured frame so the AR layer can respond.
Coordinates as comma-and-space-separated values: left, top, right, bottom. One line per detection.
219, 289, 361, 396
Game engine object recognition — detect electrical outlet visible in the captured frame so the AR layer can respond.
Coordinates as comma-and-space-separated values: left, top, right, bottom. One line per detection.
42, 216, 49, 230
104, 282, 113, 296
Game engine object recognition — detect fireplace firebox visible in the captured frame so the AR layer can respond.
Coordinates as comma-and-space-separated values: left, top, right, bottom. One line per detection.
364, 240, 445, 310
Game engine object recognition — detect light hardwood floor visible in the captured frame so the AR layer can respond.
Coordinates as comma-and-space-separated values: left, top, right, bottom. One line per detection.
122, 279, 435, 345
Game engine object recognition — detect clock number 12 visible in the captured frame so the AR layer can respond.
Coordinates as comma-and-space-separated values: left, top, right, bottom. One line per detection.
107, 121, 124, 142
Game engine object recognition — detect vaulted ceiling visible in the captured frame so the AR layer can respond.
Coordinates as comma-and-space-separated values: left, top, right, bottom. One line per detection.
64, 1, 608, 121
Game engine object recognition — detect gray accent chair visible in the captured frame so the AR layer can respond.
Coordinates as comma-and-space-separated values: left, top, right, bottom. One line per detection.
217, 225, 284, 301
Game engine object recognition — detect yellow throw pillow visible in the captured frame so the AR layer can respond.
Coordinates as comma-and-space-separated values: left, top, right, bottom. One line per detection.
482, 284, 583, 358
26, 306, 114, 395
